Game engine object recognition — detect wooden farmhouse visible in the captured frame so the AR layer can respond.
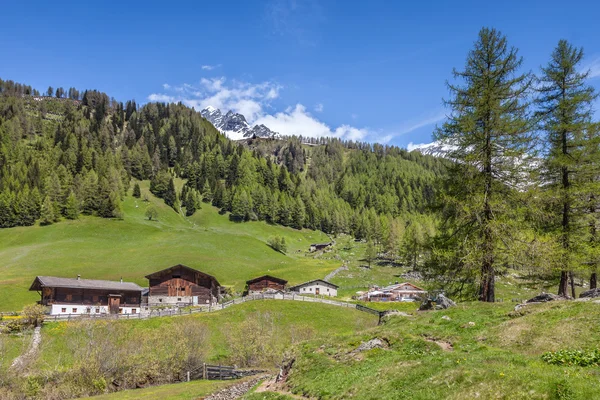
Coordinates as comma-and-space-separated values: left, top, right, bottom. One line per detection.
290, 279, 338, 297
309, 242, 332, 252
29, 275, 143, 315
245, 275, 288, 294
145, 264, 221, 306
360, 282, 427, 302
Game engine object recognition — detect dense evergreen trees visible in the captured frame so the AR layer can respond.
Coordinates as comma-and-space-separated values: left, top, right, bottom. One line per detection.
0, 78, 445, 238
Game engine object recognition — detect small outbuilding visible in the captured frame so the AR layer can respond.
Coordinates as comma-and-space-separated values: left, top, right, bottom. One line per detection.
359, 282, 427, 302
290, 279, 338, 297
309, 242, 332, 252
145, 264, 221, 306
29, 275, 143, 315
245, 275, 288, 295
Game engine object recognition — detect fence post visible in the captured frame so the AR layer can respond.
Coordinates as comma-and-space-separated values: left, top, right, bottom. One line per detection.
203, 363, 207, 380
219, 364, 222, 380
187, 371, 190, 382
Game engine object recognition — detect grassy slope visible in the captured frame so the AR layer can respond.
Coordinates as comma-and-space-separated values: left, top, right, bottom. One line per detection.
37, 300, 377, 369
0, 181, 336, 311
284, 301, 600, 399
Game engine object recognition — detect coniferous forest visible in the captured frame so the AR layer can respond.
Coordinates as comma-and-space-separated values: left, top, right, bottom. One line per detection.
0, 78, 444, 241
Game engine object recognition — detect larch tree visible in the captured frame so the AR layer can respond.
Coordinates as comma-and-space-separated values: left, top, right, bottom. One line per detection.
536, 40, 598, 297
431, 28, 534, 302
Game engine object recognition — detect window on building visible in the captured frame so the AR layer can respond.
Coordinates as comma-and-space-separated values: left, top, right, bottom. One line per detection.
95, 308, 100, 313
72, 308, 77, 313
303, 288, 306, 291
65, 294, 73, 301
327, 288, 330, 292
61, 308, 66, 313
177, 298, 182, 301
92, 296, 99, 303
119, 308, 123, 314
159, 298, 163, 302
132, 309, 137, 314
310, 288, 313, 291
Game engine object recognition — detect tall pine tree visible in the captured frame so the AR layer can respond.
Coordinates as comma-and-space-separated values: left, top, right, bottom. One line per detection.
536, 40, 598, 297
431, 28, 534, 302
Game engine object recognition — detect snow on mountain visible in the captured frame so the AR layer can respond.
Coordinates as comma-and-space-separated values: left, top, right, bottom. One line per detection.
407, 140, 456, 158
200, 107, 280, 140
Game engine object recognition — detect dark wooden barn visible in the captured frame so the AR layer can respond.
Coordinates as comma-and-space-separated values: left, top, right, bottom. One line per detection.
29, 275, 143, 315
245, 275, 288, 294
145, 264, 221, 306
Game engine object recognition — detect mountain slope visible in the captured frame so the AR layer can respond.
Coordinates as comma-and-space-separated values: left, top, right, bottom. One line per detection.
200, 106, 279, 140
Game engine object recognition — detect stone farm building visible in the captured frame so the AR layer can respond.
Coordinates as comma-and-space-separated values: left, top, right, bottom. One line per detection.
145, 264, 222, 306
29, 275, 143, 316
290, 279, 338, 297
360, 282, 427, 302
309, 242, 332, 252
246, 275, 288, 295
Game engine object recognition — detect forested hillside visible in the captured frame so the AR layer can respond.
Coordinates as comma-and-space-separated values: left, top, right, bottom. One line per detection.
0, 78, 446, 242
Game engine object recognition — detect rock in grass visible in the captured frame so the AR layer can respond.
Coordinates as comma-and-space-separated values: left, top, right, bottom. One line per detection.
435, 294, 456, 309
526, 293, 569, 303
356, 338, 387, 352
580, 288, 600, 299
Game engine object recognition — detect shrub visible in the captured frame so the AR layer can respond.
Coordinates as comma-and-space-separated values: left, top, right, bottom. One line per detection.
542, 349, 600, 367
268, 236, 287, 254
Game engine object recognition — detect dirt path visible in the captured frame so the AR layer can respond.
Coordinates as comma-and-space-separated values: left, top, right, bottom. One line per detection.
203, 375, 269, 400
324, 265, 348, 281
10, 326, 41, 371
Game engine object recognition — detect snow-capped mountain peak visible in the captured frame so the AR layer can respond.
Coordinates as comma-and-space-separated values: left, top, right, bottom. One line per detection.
200, 107, 280, 140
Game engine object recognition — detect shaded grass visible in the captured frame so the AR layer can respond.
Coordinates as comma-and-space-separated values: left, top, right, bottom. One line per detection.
79, 378, 238, 400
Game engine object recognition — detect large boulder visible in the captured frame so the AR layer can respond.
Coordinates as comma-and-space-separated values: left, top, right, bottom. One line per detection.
435, 294, 456, 309
580, 288, 600, 299
419, 294, 456, 311
526, 293, 569, 303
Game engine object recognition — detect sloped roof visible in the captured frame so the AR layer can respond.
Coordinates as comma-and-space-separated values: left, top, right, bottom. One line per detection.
383, 282, 426, 292
246, 275, 288, 285
290, 279, 339, 290
144, 264, 221, 286
29, 276, 143, 292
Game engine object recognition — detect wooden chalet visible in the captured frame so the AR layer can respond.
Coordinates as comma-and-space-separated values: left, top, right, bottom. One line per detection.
145, 264, 221, 306
29, 275, 143, 315
245, 275, 288, 294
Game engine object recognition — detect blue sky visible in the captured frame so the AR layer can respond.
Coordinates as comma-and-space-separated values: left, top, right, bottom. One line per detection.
2, 0, 600, 147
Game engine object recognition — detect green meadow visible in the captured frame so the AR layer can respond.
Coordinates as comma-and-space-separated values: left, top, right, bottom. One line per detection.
0, 181, 335, 311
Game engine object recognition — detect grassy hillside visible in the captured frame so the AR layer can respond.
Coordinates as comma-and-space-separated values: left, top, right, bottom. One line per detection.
279, 301, 600, 399
0, 181, 335, 311
1, 301, 376, 399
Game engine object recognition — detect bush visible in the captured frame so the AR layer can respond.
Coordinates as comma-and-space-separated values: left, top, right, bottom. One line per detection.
542, 349, 600, 367
21, 304, 46, 327
268, 236, 287, 254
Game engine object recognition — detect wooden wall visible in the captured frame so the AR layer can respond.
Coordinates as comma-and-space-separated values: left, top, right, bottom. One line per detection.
248, 279, 286, 292
41, 287, 141, 306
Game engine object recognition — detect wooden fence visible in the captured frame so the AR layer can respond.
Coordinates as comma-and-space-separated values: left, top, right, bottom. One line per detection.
41, 293, 383, 322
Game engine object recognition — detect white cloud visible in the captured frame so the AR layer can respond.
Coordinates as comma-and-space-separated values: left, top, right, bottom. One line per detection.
162, 83, 170, 89
149, 77, 385, 143
254, 104, 369, 141
407, 142, 429, 151
150, 77, 281, 122
201, 64, 221, 71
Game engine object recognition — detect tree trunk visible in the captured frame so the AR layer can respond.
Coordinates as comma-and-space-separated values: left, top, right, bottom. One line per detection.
590, 273, 597, 290
558, 271, 569, 296
479, 121, 495, 303
569, 271, 576, 298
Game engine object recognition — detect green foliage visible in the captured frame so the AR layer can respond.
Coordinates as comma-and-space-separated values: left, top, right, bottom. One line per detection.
429, 28, 534, 301
132, 182, 141, 198
64, 190, 79, 220
145, 205, 158, 221
542, 349, 600, 367
40, 195, 57, 225
267, 236, 287, 254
